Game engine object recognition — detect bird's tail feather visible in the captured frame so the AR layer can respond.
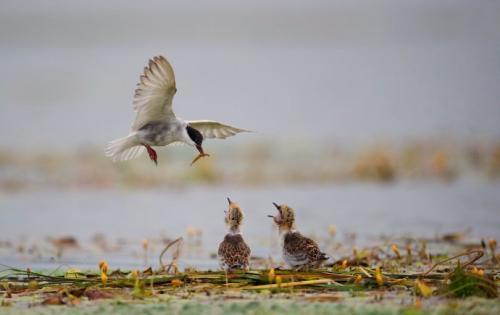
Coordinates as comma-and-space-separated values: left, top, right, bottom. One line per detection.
104, 134, 144, 162
320, 252, 330, 261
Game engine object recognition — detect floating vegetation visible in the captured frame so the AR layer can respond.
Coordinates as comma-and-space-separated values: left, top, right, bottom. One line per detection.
440, 263, 497, 298
0, 237, 498, 312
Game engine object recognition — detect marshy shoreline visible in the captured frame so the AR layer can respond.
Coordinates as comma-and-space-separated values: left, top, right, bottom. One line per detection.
1, 234, 498, 314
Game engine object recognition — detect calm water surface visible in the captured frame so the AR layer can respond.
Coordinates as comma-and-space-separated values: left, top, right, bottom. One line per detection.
1, 180, 499, 270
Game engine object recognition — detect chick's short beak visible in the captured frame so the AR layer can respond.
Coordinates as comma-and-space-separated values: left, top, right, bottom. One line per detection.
267, 215, 274, 218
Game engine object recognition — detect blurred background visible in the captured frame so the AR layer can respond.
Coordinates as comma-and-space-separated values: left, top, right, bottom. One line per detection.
1, 0, 499, 270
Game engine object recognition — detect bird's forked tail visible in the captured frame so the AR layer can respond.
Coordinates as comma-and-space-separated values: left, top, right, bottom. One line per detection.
104, 134, 144, 162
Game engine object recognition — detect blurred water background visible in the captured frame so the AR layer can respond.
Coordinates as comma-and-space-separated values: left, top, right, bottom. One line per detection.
0, 0, 499, 270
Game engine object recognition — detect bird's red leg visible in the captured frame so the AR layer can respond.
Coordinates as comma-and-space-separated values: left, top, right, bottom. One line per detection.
190, 145, 210, 166
143, 144, 158, 165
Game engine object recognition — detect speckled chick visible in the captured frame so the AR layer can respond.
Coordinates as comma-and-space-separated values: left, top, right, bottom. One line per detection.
269, 202, 329, 270
218, 198, 251, 270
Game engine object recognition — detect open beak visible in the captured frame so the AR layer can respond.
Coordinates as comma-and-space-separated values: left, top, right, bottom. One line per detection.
269, 202, 280, 218
269, 202, 282, 222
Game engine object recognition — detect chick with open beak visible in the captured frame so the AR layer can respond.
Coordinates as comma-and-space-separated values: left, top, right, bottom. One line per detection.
268, 202, 295, 232
269, 202, 329, 270
217, 197, 251, 271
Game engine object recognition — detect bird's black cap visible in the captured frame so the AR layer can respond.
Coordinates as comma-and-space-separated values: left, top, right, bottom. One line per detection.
186, 125, 203, 146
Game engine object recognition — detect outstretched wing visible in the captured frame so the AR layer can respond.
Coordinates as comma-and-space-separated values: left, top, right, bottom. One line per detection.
131, 56, 177, 131
187, 120, 250, 139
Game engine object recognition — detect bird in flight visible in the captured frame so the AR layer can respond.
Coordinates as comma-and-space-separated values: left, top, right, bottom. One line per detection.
105, 55, 249, 165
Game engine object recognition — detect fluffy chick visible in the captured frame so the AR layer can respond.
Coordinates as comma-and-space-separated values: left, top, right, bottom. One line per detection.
269, 202, 329, 270
218, 198, 251, 270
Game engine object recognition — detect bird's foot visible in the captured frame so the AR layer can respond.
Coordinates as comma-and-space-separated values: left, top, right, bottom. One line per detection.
144, 144, 158, 166
190, 153, 210, 166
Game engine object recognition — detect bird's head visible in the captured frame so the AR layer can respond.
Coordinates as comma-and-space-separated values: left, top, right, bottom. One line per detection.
225, 197, 244, 232
186, 125, 204, 147
268, 202, 295, 232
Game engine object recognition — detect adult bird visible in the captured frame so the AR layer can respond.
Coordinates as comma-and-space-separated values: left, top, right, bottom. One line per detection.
105, 55, 249, 165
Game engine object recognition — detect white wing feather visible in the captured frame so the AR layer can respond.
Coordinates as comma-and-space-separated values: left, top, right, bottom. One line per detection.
131, 56, 177, 131
187, 120, 250, 139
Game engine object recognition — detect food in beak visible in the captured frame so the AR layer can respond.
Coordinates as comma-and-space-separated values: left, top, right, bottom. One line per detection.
190, 152, 210, 165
